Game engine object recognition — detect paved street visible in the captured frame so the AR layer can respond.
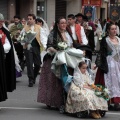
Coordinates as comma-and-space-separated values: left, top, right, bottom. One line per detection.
0, 56, 120, 120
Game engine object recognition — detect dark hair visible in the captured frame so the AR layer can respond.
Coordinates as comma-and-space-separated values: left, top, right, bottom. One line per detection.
14, 15, 20, 19
78, 61, 86, 68
105, 22, 115, 35
51, 17, 66, 49
27, 14, 36, 20
53, 17, 66, 31
36, 18, 44, 25
67, 14, 75, 19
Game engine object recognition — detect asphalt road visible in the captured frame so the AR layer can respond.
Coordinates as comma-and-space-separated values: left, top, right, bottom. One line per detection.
0, 55, 120, 120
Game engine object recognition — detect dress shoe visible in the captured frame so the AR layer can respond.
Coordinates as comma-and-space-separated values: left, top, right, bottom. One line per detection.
96, 111, 101, 118
33, 80, 36, 84
90, 111, 100, 119
28, 82, 33, 87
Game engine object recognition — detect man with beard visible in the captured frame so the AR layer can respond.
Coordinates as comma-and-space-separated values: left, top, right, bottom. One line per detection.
9, 15, 23, 38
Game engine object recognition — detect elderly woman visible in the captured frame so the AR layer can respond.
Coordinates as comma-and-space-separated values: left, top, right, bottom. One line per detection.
37, 17, 75, 108
95, 22, 120, 110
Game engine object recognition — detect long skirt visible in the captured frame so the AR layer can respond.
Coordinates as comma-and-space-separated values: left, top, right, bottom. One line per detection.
104, 56, 120, 103
37, 58, 64, 108
65, 82, 108, 113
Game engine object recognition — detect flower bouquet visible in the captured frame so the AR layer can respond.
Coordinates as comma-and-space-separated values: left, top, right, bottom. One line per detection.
57, 42, 68, 50
90, 84, 110, 101
17, 30, 36, 50
17, 30, 36, 44
98, 32, 103, 40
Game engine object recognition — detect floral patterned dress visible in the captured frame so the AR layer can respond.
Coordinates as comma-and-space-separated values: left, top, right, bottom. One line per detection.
65, 67, 108, 113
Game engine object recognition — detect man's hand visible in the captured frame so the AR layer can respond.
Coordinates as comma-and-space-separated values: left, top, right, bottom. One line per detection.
23, 43, 28, 49
92, 64, 97, 70
48, 47, 57, 53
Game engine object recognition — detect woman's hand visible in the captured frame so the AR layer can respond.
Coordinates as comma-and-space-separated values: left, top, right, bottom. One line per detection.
48, 47, 57, 53
92, 64, 97, 70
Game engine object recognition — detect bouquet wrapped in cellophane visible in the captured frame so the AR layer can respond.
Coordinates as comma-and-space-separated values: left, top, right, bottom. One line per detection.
17, 30, 37, 50
17, 30, 36, 44
90, 84, 110, 101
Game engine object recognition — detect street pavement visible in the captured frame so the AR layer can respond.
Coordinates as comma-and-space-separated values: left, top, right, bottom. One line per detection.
0, 55, 120, 120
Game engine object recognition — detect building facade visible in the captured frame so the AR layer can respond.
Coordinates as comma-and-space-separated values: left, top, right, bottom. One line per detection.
0, 0, 109, 27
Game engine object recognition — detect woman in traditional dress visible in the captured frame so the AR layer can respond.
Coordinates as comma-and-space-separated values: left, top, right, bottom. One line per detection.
37, 17, 73, 108
95, 22, 120, 110
66, 61, 108, 119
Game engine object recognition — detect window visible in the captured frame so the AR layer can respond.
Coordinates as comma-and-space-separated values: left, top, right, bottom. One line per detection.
37, 0, 46, 19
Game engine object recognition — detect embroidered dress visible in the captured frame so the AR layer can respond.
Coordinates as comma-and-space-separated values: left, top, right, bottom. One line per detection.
104, 36, 120, 103
65, 67, 108, 113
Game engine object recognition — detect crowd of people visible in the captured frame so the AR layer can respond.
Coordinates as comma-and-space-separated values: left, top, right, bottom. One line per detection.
0, 11, 120, 119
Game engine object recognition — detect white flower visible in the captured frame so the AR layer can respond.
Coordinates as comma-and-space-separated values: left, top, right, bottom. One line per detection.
58, 42, 68, 50
99, 37, 102, 40
103, 88, 110, 94
95, 92, 102, 95
21, 36, 24, 41
27, 30, 32, 34
31, 31, 36, 34
88, 26, 92, 30
19, 35, 22, 38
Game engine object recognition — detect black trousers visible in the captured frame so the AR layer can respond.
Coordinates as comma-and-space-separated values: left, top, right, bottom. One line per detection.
24, 47, 41, 83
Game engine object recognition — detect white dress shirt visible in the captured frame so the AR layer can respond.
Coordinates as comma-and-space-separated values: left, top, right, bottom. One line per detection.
70, 25, 88, 45
65, 31, 73, 47
3, 37, 11, 53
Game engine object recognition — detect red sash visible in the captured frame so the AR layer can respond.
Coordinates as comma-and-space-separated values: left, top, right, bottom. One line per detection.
0, 30, 6, 45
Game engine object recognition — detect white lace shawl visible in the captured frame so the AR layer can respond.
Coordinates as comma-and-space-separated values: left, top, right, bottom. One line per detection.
73, 66, 93, 88
106, 36, 120, 58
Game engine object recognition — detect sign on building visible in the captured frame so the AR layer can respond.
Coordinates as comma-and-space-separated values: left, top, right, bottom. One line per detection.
82, 0, 101, 6
84, 6, 93, 19
110, 5, 120, 21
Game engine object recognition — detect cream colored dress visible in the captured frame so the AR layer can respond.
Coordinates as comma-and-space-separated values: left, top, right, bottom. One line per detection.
65, 67, 108, 113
